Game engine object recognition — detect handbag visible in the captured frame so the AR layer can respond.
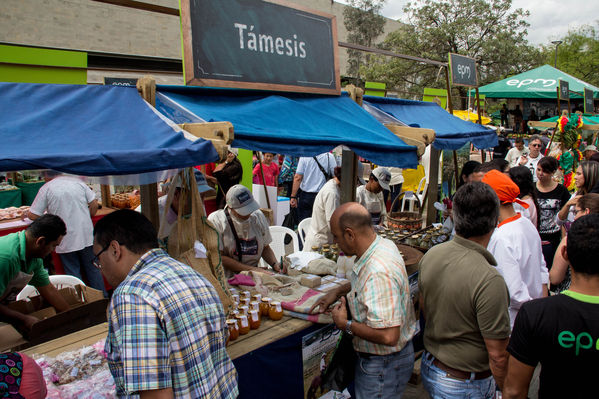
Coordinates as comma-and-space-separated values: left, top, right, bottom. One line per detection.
282, 207, 299, 243
321, 296, 357, 392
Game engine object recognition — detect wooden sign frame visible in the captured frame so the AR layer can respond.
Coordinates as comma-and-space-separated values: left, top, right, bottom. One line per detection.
448, 53, 478, 87
179, 0, 340, 95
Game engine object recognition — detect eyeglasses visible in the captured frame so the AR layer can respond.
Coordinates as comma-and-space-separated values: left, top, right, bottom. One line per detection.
530, 144, 542, 147
92, 244, 111, 269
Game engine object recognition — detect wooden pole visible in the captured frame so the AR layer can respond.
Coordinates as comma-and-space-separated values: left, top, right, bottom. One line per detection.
426, 147, 441, 226
444, 66, 459, 201
257, 152, 272, 209
556, 87, 561, 116
136, 76, 160, 229
340, 149, 357, 205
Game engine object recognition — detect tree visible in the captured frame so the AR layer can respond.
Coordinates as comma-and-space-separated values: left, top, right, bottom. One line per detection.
361, 0, 542, 108
343, 0, 387, 79
541, 24, 599, 88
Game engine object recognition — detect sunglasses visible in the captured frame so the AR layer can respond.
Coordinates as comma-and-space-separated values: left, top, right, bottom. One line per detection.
92, 243, 111, 269
530, 143, 542, 147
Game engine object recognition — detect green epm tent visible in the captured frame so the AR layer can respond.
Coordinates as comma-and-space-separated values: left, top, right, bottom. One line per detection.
475, 65, 599, 99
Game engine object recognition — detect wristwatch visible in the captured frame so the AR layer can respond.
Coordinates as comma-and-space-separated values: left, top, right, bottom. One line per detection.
345, 320, 353, 336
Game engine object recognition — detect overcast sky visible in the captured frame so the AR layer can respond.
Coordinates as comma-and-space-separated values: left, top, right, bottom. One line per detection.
337, 0, 598, 45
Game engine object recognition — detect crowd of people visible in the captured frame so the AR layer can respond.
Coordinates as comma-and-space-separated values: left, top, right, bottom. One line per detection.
2, 135, 599, 398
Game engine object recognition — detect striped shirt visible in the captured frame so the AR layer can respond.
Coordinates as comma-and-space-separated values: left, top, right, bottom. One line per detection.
105, 249, 238, 398
348, 236, 416, 355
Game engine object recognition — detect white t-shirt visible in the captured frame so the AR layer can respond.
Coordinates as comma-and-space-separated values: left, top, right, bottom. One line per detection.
208, 209, 272, 277
505, 147, 529, 167
296, 153, 336, 193
30, 176, 95, 253
487, 214, 549, 328
388, 167, 404, 186
355, 185, 387, 225
523, 153, 544, 182
304, 179, 340, 250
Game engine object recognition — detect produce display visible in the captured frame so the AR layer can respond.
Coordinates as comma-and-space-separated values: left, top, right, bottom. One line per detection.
110, 192, 140, 209
0, 206, 30, 220
0, 183, 19, 191
35, 340, 115, 398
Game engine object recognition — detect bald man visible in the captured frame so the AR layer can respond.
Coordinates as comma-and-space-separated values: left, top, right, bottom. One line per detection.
310, 202, 416, 398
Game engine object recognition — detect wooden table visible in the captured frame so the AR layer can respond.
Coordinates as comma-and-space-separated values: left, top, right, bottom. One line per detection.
22, 316, 313, 360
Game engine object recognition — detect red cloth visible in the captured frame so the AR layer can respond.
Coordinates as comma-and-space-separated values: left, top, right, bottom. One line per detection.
482, 170, 529, 209
18, 352, 47, 399
252, 162, 279, 186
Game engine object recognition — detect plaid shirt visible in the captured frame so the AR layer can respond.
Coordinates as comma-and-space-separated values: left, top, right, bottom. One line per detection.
105, 249, 238, 398
348, 236, 416, 355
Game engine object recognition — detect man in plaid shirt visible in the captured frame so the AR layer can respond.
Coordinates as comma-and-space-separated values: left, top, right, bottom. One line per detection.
311, 202, 416, 398
93, 209, 238, 398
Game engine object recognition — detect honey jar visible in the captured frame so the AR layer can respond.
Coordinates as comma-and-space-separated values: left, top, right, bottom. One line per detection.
260, 297, 272, 317
240, 290, 251, 300
251, 293, 262, 303
249, 301, 260, 313
239, 298, 250, 307
269, 301, 283, 321
231, 294, 240, 304
248, 310, 261, 330
236, 314, 250, 335
226, 319, 239, 342
238, 305, 249, 315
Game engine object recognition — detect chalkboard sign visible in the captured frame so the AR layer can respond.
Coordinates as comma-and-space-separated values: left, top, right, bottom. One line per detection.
104, 77, 138, 87
584, 88, 594, 114
559, 80, 569, 100
180, 0, 340, 95
448, 53, 478, 87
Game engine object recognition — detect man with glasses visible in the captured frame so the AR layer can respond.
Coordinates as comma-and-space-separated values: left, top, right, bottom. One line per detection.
519, 135, 545, 182
93, 209, 238, 399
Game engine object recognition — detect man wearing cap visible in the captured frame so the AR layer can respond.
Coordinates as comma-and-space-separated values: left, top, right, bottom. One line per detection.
290, 152, 337, 223
483, 170, 549, 328
210, 147, 243, 209
584, 144, 597, 160
356, 167, 391, 226
208, 184, 283, 276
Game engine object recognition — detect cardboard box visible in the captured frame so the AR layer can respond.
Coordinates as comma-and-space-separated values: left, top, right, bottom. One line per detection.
300, 274, 321, 288
2, 285, 108, 351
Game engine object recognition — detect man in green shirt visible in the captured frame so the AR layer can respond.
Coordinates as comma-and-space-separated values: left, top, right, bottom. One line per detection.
0, 214, 70, 335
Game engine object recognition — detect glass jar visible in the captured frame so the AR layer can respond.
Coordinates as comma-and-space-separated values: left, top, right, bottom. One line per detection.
226, 319, 239, 342
249, 301, 260, 313
311, 246, 320, 253
240, 291, 251, 300
236, 314, 250, 335
260, 297, 272, 317
239, 298, 250, 307
248, 310, 261, 330
231, 294, 239, 306
251, 293, 262, 303
269, 301, 284, 321
238, 305, 249, 315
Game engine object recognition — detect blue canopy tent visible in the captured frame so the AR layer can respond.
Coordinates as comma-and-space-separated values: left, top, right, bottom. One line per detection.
0, 82, 218, 177
362, 96, 498, 150
155, 86, 419, 168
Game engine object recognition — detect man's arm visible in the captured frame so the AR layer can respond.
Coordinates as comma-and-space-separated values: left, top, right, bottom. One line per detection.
88, 199, 99, 217
37, 283, 71, 312
0, 303, 39, 332
331, 297, 400, 346
289, 174, 303, 208
139, 388, 174, 399
503, 356, 535, 399
483, 337, 509, 391
261, 245, 284, 274
221, 255, 272, 275
309, 284, 351, 314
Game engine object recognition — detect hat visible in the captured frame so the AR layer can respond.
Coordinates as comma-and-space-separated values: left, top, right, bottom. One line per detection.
174, 170, 214, 194
372, 167, 391, 191
226, 184, 260, 216
584, 145, 597, 152
482, 170, 528, 209
357, 161, 365, 185
228, 146, 239, 156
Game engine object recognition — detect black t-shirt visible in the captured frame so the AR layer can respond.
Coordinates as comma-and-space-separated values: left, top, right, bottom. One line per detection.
535, 184, 570, 239
493, 135, 512, 158
508, 293, 599, 398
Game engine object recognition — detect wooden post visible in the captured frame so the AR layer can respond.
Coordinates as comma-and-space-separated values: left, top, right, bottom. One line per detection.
426, 147, 441, 226
444, 66, 460, 189
556, 87, 561, 116
340, 149, 357, 204
100, 185, 111, 207
136, 76, 160, 229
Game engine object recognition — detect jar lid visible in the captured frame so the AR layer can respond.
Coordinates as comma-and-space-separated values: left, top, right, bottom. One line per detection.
262, 297, 272, 301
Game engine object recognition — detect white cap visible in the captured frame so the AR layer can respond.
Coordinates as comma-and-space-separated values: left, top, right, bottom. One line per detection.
226, 185, 260, 216
372, 167, 391, 191
228, 146, 239, 156
585, 145, 597, 152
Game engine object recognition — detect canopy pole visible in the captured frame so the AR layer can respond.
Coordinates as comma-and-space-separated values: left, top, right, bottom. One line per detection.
444, 66, 460, 199
137, 76, 160, 229
340, 149, 357, 205
475, 88, 485, 162
426, 147, 441, 226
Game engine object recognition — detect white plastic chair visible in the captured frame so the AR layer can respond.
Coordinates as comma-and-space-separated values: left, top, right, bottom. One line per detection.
259, 225, 300, 268
297, 217, 312, 247
401, 177, 427, 212
16, 275, 85, 301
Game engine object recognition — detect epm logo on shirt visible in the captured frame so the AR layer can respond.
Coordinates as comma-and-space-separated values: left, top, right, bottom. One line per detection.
558, 330, 599, 355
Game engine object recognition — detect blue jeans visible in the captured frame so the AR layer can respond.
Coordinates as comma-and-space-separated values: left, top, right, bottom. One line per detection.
59, 246, 107, 296
354, 341, 414, 399
421, 351, 496, 399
